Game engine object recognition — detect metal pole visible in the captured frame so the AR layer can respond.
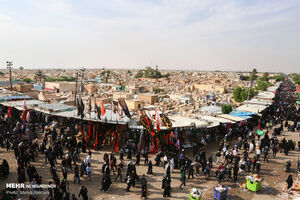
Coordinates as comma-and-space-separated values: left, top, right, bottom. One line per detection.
6, 61, 13, 91
74, 70, 79, 106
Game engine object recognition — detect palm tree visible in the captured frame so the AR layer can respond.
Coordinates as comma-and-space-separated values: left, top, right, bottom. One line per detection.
34, 70, 46, 83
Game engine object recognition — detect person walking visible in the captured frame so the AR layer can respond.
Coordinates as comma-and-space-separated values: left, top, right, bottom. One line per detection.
179, 168, 186, 189
233, 163, 239, 181
286, 174, 293, 192
78, 186, 88, 200
147, 160, 153, 174
74, 165, 80, 184
115, 163, 123, 182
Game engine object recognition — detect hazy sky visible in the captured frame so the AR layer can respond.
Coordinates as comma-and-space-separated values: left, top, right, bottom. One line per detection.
0, 0, 299, 72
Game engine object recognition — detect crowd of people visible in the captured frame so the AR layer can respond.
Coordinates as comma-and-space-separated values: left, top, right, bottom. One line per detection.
0, 78, 299, 200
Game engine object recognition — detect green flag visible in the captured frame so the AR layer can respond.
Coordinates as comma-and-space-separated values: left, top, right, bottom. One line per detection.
298, 93, 300, 100
257, 130, 264, 136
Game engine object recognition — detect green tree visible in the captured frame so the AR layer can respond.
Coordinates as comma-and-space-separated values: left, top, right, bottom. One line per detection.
233, 87, 257, 102
135, 70, 143, 78
249, 68, 258, 81
152, 86, 162, 94
222, 104, 233, 114
34, 70, 46, 83
270, 74, 285, 82
19, 66, 24, 70
45, 76, 75, 82
262, 72, 269, 81
23, 78, 32, 83
0, 71, 4, 76
240, 75, 250, 81
256, 79, 270, 91
162, 73, 170, 78
291, 73, 300, 85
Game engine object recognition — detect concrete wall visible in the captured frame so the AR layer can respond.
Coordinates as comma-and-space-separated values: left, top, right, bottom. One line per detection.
138, 94, 159, 104
125, 99, 143, 111
194, 84, 225, 93
15, 84, 33, 92
45, 82, 76, 93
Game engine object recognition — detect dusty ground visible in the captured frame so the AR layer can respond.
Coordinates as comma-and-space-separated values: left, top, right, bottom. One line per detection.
1, 124, 300, 200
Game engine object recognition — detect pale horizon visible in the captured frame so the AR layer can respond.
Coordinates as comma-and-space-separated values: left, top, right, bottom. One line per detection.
0, 0, 300, 73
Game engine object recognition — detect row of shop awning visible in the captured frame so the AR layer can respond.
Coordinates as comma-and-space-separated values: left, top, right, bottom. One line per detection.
0, 90, 130, 125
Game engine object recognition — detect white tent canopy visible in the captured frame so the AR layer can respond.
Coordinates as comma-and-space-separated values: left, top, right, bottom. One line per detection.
236, 104, 268, 114
255, 91, 275, 100
201, 115, 236, 124
218, 114, 247, 122
243, 98, 272, 106
201, 105, 222, 114
169, 115, 209, 128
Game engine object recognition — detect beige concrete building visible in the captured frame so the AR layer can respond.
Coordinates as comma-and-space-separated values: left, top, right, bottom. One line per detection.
44, 82, 76, 93
84, 83, 97, 94
194, 84, 226, 93
125, 99, 143, 111
113, 92, 133, 100
138, 94, 159, 104
14, 84, 33, 92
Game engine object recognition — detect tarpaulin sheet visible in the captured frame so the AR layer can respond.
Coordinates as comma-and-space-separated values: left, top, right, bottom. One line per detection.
229, 111, 256, 117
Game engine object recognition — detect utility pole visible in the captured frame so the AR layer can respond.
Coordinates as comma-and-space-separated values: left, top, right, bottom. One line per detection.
74, 70, 79, 106
79, 68, 85, 99
6, 61, 13, 91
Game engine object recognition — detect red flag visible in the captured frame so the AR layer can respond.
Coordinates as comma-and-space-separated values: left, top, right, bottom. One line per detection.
21, 99, 27, 121
95, 132, 98, 145
7, 106, 12, 118
89, 123, 91, 137
99, 100, 106, 116
171, 131, 175, 137
23, 99, 27, 110
157, 116, 160, 132
258, 123, 261, 130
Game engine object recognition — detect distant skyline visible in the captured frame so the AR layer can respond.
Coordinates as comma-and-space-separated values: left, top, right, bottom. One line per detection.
0, 0, 299, 73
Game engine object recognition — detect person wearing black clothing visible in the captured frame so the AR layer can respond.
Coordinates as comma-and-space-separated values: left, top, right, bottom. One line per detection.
61, 180, 69, 198
80, 161, 86, 177
115, 163, 123, 182
147, 160, 153, 174
62, 166, 68, 180
120, 149, 124, 161
286, 174, 293, 191
100, 174, 112, 191
243, 151, 248, 161
272, 145, 278, 158
45, 181, 53, 200
141, 174, 147, 189
187, 163, 194, 179
256, 161, 261, 173
155, 153, 161, 166
144, 152, 149, 165
74, 165, 80, 184
141, 187, 148, 199
127, 150, 132, 160
136, 152, 140, 166
78, 186, 88, 200
233, 163, 239, 181
208, 155, 213, 168
163, 175, 171, 197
